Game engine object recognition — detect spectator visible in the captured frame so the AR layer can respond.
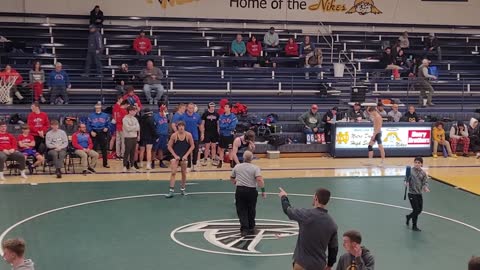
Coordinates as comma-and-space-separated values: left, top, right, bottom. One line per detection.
231, 34, 246, 67
423, 33, 441, 61
48, 62, 71, 105
83, 25, 103, 77
432, 121, 456, 158
27, 102, 49, 154
263, 27, 279, 48
336, 230, 375, 270
171, 103, 186, 132
114, 64, 135, 95
450, 121, 470, 157
200, 102, 220, 166
139, 108, 156, 170
403, 105, 420, 122
467, 118, 480, 158
183, 102, 204, 171
153, 102, 169, 168
122, 106, 140, 172
217, 103, 238, 168
45, 119, 68, 178
300, 36, 322, 68
89, 5, 104, 27
113, 96, 128, 160
246, 35, 262, 65
1, 238, 35, 270
72, 123, 98, 175
285, 37, 299, 57
1, 64, 24, 104
17, 125, 44, 174
376, 102, 388, 118
87, 102, 111, 168
299, 104, 323, 135
0, 121, 28, 181
379, 47, 401, 79
387, 103, 402, 122
122, 86, 142, 110
61, 116, 78, 137
469, 256, 480, 270
347, 102, 365, 122
398, 31, 410, 49
133, 30, 152, 56
139, 60, 165, 105
322, 106, 338, 143
394, 49, 408, 70
29, 61, 46, 103
416, 59, 436, 107
231, 34, 246, 57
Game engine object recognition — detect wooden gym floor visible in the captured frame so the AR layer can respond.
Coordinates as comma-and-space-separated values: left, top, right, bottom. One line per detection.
2, 156, 479, 195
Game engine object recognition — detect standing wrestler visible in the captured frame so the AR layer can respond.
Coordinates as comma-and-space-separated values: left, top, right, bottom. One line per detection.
367, 107, 385, 164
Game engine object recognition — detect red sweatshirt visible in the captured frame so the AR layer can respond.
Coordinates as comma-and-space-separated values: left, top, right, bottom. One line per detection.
17, 134, 35, 151
133, 37, 152, 54
285, 42, 299, 56
247, 41, 262, 57
0, 132, 17, 151
27, 112, 50, 137
113, 103, 127, 131
123, 94, 143, 110
1, 69, 23, 85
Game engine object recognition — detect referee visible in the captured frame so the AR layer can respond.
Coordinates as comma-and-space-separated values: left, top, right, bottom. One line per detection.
279, 187, 338, 270
230, 150, 266, 237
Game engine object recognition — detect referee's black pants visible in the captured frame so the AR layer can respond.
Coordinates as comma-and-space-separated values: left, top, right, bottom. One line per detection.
235, 186, 258, 232
407, 193, 423, 227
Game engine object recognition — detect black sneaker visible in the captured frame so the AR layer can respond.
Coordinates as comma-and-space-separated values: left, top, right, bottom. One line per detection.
88, 167, 96, 173
82, 170, 88, 176
103, 165, 110, 168
217, 160, 222, 169
56, 169, 62, 179
28, 163, 34, 174
133, 162, 140, 170
412, 226, 422, 232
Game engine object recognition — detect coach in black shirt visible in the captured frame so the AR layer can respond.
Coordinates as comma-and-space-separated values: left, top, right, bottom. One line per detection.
279, 187, 338, 270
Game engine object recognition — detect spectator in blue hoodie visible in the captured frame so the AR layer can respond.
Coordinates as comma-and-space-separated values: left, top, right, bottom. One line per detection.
48, 62, 71, 105
87, 102, 111, 168
83, 25, 103, 77
153, 102, 169, 168
217, 103, 238, 168
183, 103, 204, 171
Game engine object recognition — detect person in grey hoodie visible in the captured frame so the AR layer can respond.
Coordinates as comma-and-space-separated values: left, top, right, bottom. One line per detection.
2, 238, 35, 270
299, 104, 323, 134
264, 27, 279, 48
139, 60, 165, 105
45, 119, 68, 179
83, 24, 103, 77
336, 230, 375, 270
122, 105, 140, 172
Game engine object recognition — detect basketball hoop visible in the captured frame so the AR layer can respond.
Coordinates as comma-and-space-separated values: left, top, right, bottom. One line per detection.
0, 73, 17, 104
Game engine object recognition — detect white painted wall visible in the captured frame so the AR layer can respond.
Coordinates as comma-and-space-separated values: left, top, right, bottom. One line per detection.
2, 0, 480, 26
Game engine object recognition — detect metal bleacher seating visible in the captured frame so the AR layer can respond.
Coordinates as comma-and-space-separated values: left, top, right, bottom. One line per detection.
1, 13, 480, 152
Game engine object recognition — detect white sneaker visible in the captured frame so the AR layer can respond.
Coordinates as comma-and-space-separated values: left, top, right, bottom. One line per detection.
122, 167, 127, 173
20, 170, 28, 179
200, 158, 208, 166
476, 153, 480, 159
139, 162, 143, 168
0, 172, 5, 181
146, 164, 152, 170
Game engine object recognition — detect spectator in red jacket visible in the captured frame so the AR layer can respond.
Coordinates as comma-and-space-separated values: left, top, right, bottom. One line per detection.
0, 120, 27, 180
72, 123, 98, 175
113, 95, 128, 159
133, 30, 152, 56
285, 37, 299, 57
123, 86, 142, 110
247, 35, 262, 57
1, 64, 24, 104
27, 102, 50, 154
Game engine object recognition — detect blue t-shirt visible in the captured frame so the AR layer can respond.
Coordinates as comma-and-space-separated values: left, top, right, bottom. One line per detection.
172, 112, 184, 124
183, 112, 202, 140
153, 113, 169, 136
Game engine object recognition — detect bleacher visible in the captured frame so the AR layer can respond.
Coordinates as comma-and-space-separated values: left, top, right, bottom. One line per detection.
1, 13, 480, 152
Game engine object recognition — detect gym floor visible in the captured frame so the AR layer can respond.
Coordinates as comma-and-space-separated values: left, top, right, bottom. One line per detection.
0, 157, 479, 270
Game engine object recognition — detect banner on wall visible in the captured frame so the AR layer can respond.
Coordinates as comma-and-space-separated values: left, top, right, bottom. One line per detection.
147, 0, 383, 16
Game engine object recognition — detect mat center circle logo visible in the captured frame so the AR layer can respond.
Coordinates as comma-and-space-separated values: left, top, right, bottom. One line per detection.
170, 219, 299, 256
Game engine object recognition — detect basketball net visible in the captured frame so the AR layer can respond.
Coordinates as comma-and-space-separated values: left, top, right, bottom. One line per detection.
0, 73, 17, 104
